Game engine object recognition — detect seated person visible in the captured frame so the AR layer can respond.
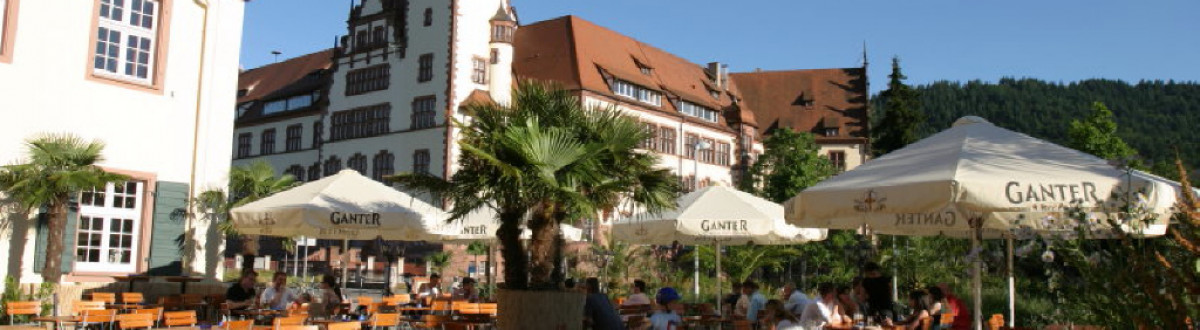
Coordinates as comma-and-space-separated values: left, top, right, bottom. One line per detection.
259, 272, 300, 310
623, 280, 652, 306
416, 273, 443, 302
582, 277, 623, 330
646, 288, 683, 330
763, 299, 802, 330
226, 271, 258, 310
452, 277, 480, 302
883, 290, 933, 330
800, 283, 851, 328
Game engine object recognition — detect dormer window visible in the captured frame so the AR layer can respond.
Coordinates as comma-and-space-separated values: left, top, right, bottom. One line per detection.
612, 80, 661, 106
708, 89, 720, 99
825, 128, 839, 137
679, 101, 719, 123
635, 61, 652, 75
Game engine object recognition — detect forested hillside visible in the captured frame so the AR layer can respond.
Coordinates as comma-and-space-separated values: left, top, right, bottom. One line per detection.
874, 78, 1200, 175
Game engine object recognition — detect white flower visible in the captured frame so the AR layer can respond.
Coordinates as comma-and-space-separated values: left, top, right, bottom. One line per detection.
1041, 250, 1055, 263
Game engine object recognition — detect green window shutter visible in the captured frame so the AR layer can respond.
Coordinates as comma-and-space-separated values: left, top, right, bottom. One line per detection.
32, 212, 48, 272
61, 205, 78, 274
147, 181, 189, 276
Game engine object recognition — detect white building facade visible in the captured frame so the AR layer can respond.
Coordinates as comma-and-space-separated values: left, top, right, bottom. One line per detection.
0, 0, 246, 284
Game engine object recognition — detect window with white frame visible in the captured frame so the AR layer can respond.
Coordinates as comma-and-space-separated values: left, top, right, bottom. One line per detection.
679, 101, 720, 123
472, 57, 487, 84
93, 0, 160, 83
76, 181, 143, 273
611, 80, 661, 106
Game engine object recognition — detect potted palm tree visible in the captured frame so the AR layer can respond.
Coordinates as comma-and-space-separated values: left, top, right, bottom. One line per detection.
393, 81, 678, 328
0, 134, 128, 283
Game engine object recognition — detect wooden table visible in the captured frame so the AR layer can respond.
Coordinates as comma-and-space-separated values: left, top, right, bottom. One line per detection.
682, 316, 731, 330
112, 275, 151, 292
307, 319, 363, 329
165, 276, 203, 293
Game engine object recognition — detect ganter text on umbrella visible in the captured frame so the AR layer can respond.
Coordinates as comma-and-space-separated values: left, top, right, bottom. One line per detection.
330, 212, 382, 226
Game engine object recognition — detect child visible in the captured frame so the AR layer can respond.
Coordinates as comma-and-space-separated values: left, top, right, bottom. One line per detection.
648, 287, 683, 330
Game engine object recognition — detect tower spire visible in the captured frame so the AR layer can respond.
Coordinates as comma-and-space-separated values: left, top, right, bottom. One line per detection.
862, 41, 869, 69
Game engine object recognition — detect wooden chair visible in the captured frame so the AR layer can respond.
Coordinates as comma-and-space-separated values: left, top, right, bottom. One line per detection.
429, 300, 451, 315
132, 307, 162, 328
326, 321, 360, 330
274, 315, 307, 328
453, 302, 480, 315
76, 301, 107, 312
391, 295, 411, 306
412, 314, 450, 330
162, 310, 197, 327
224, 319, 254, 330
90, 292, 117, 304
277, 326, 318, 330
79, 309, 117, 330
5, 301, 41, 325
356, 296, 374, 309
116, 313, 154, 330
477, 303, 497, 316
368, 313, 400, 330
941, 311, 956, 327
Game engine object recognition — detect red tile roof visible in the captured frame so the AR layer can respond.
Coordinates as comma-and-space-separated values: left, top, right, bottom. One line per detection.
237, 49, 334, 104
729, 68, 869, 141
514, 16, 741, 133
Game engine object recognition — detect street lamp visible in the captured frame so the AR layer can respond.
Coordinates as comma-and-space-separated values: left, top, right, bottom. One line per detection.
691, 139, 711, 299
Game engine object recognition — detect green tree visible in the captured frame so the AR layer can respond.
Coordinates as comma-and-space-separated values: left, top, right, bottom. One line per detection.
393, 81, 679, 291
426, 251, 453, 275
195, 161, 296, 271
1067, 102, 1137, 161
688, 245, 800, 283
0, 134, 128, 283
465, 241, 489, 278
740, 128, 836, 203
872, 56, 926, 156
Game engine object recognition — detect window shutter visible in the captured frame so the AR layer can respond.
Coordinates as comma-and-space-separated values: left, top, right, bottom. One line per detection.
147, 181, 188, 276
32, 212, 47, 271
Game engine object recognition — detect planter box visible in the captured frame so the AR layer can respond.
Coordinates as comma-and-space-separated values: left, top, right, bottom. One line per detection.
496, 289, 585, 330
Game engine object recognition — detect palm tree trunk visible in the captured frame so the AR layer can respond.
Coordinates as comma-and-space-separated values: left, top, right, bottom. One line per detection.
526, 204, 560, 289
41, 198, 69, 283
497, 209, 526, 290
241, 235, 259, 271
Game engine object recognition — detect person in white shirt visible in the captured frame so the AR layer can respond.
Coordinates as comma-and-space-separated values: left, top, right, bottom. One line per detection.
416, 273, 442, 300
646, 287, 683, 330
800, 283, 851, 328
781, 283, 810, 317
259, 272, 300, 310
623, 280, 652, 306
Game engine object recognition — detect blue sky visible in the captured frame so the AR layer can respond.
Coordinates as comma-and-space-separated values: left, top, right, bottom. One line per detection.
240, 0, 1200, 93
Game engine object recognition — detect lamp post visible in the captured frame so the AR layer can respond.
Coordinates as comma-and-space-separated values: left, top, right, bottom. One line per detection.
691, 139, 711, 299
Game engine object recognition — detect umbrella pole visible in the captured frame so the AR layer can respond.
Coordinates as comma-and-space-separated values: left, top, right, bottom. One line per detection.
715, 242, 722, 314
1007, 236, 1015, 327
341, 239, 350, 291
694, 245, 701, 299
972, 222, 983, 330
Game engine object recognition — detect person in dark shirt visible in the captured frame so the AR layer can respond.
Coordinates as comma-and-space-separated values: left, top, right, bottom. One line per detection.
226, 271, 258, 310
722, 282, 743, 316
861, 262, 895, 320
582, 277, 624, 330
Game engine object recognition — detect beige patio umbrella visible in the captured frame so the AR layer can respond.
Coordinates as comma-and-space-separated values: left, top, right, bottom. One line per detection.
230, 169, 452, 287
783, 116, 1181, 329
612, 184, 826, 311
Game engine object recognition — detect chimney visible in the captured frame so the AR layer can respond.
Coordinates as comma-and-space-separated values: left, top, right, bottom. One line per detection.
707, 62, 728, 89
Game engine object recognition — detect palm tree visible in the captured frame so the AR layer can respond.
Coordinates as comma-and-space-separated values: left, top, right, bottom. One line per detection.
195, 161, 296, 271
0, 134, 128, 283
425, 251, 453, 275
392, 81, 679, 290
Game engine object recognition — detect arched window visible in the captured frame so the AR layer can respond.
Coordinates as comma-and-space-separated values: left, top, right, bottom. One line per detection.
372, 150, 395, 181
348, 153, 367, 174
423, 8, 433, 26
323, 156, 342, 176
